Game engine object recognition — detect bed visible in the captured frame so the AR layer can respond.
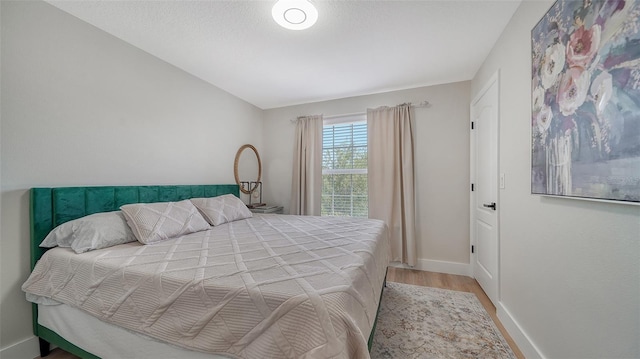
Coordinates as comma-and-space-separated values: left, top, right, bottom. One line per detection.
22, 184, 390, 359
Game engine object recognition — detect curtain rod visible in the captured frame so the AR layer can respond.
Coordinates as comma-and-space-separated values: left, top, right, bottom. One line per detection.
290, 100, 430, 123
407, 100, 431, 108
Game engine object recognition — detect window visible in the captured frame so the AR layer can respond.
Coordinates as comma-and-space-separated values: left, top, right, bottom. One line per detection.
321, 115, 368, 217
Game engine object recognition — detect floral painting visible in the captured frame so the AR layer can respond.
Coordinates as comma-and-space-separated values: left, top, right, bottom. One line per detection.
531, 0, 640, 204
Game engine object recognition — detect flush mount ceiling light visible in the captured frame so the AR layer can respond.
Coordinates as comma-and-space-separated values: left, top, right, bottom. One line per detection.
272, 0, 318, 30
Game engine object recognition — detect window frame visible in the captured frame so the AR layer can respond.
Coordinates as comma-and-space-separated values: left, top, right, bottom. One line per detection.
321, 113, 368, 217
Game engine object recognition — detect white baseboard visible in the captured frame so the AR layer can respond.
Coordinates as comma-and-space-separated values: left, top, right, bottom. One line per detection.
497, 302, 546, 359
0, 335, 39, 359
390, 258, 471, 277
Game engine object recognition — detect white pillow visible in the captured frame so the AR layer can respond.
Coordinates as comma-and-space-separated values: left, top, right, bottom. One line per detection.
120, 200, 211, 244
40, 211, 137, 253
191, 194, 253, 226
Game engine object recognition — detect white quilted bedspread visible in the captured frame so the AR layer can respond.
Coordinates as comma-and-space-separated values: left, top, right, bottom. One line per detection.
23, 214, 390, 359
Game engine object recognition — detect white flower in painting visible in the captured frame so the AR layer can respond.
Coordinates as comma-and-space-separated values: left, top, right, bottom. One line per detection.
557, 67, 590, 116
590, 71, 613, 115
541, 43, 566, 89
532, 86, 546, 112
536, 105, 553, 133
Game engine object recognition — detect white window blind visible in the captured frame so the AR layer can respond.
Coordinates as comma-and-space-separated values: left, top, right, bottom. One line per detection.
322, 115, 368, 217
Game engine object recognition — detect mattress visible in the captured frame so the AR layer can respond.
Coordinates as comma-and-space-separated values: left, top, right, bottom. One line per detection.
24, 214, 390, 359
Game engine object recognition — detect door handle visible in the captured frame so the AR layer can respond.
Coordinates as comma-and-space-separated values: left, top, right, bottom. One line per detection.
483, 202, 496, 210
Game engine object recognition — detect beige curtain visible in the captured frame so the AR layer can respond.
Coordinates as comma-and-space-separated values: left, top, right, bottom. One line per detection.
367, 105, 417, 266
290, 115, 323, 215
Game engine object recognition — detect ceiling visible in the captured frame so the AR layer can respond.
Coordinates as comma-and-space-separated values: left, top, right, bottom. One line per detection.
46, 0, 522, 110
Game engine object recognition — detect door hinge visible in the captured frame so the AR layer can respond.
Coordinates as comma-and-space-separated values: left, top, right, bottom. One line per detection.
471, 121, 475, 130
471, 245, 475, 254
471, 183, 475, 191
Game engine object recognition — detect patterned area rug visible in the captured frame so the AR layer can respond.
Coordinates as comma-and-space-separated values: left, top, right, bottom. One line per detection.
371, 282, 516, 359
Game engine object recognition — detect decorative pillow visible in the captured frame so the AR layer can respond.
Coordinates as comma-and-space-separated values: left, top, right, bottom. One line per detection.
191, 194, 253, 226
39, 211, 137, 253
120, 200, 211, 245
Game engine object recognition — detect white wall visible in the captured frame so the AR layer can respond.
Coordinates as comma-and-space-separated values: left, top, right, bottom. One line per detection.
472, 2, 640, 358
262, 82, 472, 272
0, 0, 263, 354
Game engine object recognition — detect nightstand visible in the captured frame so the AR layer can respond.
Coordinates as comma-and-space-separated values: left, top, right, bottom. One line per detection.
249, 205, 284, 214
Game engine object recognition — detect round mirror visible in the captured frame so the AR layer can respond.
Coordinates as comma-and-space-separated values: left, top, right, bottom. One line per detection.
234, 144, 262, 194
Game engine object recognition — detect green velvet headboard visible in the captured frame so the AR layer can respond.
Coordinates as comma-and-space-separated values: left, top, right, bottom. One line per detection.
29, 184, 239, 270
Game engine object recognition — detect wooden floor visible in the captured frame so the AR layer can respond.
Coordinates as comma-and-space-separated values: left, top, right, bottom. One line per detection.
37, 267, 524, 359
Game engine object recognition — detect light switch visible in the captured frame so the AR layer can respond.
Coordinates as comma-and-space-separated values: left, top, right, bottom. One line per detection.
500, 173, 505, 189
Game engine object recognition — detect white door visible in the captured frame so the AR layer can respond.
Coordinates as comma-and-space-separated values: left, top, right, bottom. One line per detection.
470, 72, 499, 306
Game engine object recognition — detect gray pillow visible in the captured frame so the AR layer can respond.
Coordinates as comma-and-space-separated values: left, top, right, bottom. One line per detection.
191, 194, 253, 226
120, 200, 211, 245
40, 211, 137, 253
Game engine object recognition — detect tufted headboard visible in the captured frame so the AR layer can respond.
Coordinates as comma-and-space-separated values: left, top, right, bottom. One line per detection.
30, 184, 239, 270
